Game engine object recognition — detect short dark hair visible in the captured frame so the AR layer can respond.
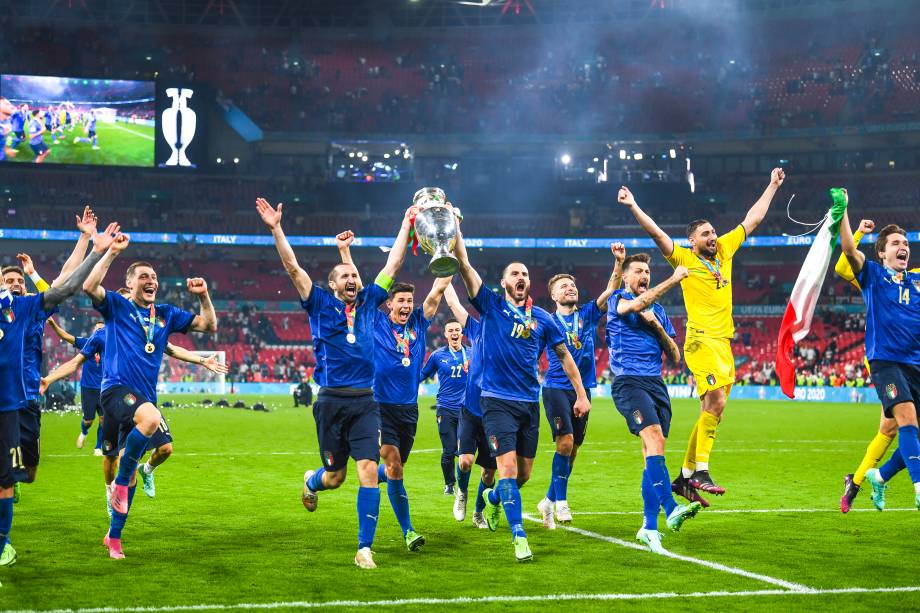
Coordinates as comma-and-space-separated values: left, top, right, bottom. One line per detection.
126, 261, 155, 280
2, 266, 24, 277
875, 224, 908, 260
327, 263, 353, 284
444, 318, 462, 328
501, 261, 528, 278
547, 273, 575, 296
686, 219, 711, 238
623, 253, 651, 271
388, 282, 415, 298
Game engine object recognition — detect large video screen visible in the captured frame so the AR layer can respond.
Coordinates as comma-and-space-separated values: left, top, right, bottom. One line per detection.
0, 74, 155, 167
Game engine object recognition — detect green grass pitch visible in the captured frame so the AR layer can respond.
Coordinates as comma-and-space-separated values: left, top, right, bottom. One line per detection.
6, 121, 155, 167
4, 395, 920, 612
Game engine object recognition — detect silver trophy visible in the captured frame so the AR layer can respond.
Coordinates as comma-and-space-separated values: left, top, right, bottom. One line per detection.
412, 187, 459, 277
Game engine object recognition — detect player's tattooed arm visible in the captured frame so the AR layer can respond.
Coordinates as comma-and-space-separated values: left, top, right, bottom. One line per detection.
839, 199, 865, 275
616, 266, 689, 315
256, 197, 313, 301
187, 278, 218, 334
443, 283, 470, 327
596, 242, 626, 312
741, 168, 785, 236
46, 222, 120, 310
638, 310, 681, 365
81, 226, 126, 305
166, 343, 229, 374
423, 276, 452, 320
452, 224, 483, 299
47, 317, 77, 346
336, 230, 363, 289
39, 353, 87, 395
618, 186, 675, 258
52, 205, 97, 287
552, 343, 591, 417
379, 205, 420, 282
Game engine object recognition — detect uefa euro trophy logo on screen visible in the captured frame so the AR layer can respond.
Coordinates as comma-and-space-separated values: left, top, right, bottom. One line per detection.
160, 87, 196, 168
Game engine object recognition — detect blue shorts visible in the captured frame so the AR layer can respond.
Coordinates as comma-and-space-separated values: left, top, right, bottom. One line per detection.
869, 360, 920, 419
117, 416, 173, 453
313, 391, 381, 472
13, 130, 24, 140
88, 130, 96, 138
611, 376, 672, 437
19, 399, 42, 468
480, 396, 540, 459
100, 385, 149, 457
542, 387, 591, 446
379, 402, 419, 464
436, 407, 460, 457
29, 141, 48, 156
458, 408, 497, 469
81, 387, 102, 422
0, 410, 25, 487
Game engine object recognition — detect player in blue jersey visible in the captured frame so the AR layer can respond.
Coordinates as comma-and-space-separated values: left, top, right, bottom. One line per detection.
421, 317, 470, 496
536, 242, 624, 529
27, 110, 50, 163
0, 98, 19, 161
0, 220, 118, 567
8, 103, 27, 149
258, 200, 417, 569
82, 233, 218, 559
607, 253, 702, 554
442, 283, 492, 528
453, 227, 590, 562
839, 205, 920, 511
74, 111, 99, 149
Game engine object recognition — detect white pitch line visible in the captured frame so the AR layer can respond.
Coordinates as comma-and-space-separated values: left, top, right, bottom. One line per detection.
12, 585, 920, 612
110, 122, 156, 141
43, 448, 444, 459
574, 508, 919, 515
522, 514, 814, 592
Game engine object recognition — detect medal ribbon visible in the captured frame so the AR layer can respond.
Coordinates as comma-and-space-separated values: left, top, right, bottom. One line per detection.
556, 309, 581, 348
393, 323, 413, 361
344, 302, 357, 338
884, 266, 904, 284
449, 345, 469, 372
136, 303, 156, 349
506, 296, 534, 329
1, 286, 14, 323
698, 255, 725, 287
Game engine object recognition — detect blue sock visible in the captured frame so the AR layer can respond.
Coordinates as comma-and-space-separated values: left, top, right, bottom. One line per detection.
115, 428, 150, 487
897, 425, 920, 485
357, 486, 380, 549
880, 448, 907, 482
95, 425, 104, 450
127, 484, 137, 509
307, 467, 327, 492
92, 136, 98, 146
475, 479, 488, 513
551, 452, 571, 502
497, 478, 526, 538
646, 455, 678, 515
0, 498, 12, 549
457, 466, 471, 493
377, 464, 388, 484
80, 420, 90, 436
386, 479, 413, 535
641, 470, 658, 530
487, 485, 501, 506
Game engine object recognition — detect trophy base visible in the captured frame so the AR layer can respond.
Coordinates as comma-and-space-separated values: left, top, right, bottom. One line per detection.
428, 254, 459, 278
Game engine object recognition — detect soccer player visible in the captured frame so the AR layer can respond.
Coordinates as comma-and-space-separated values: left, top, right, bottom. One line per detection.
74, 111, 99, 150
442, 283, 492, 529
619, 169, 786, 502
453, 227, 590, 562
0, 220, 118, 567
421, 317, 470, 496
82, 234, 218, 559
9, 103, 27, 149
607, 253, 702, 553
258, 199, 416, 570
27, 110, 50, 163
537, 242, 624, 529
839, 208, 920, 511
337, 229, 451, 550
0, 98, 18, 160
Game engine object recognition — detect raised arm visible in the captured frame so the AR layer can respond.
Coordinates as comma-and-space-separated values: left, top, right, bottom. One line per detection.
617, 266, 689, 315
51, 205, 97, 286
452, 225, 483, 299
39, 353, 87, 395
165, 343, 229, 374
839, 201, 865, 276
47, 317, 77, 346
596, 242, 625, 312
186, 278, 218, 334
378, 206, 419, 282
618, 186, 675, 257
740, 168, 785, 236
81, 228, 127, 305
835, 219, 872, 285
638, 310, 681, 365
443, 283, 470, 327
552, 344, 591, 417
44, 222, 120, 310
256, 197, 313, 301
336, 230, 363, 288
422, 276, 452, 320
15, 253, 50, 292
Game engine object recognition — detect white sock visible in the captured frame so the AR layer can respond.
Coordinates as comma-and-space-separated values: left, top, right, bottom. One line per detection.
681, 467, 694, 478
696, 462, 709, 472
143, 462, 155, 474
914, 482, 920, 494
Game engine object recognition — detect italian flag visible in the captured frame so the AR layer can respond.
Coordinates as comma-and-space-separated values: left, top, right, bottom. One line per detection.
776, 189, 848, 398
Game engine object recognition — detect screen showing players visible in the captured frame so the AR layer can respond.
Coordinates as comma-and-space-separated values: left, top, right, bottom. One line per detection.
0, 74, 155, 167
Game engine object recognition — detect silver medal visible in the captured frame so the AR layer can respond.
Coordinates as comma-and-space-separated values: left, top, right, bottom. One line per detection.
346, 333, 356, 344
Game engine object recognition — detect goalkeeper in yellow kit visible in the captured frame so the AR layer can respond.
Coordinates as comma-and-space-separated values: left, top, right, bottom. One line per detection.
619, 168, 786, 504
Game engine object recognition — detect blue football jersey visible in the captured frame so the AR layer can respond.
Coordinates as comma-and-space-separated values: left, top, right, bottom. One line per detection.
544, 300, 602, 390
606, 289, 676, 378
75, 330, 105, 390
373, 307, 431, 405
421, 344, 470, 411
858, 261, 920, 365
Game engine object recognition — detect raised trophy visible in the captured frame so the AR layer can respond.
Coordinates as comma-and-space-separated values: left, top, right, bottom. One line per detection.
412, 187, 459, 277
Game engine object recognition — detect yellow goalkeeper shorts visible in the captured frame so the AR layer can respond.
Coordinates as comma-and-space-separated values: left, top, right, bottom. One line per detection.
684, 335, 735, 397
